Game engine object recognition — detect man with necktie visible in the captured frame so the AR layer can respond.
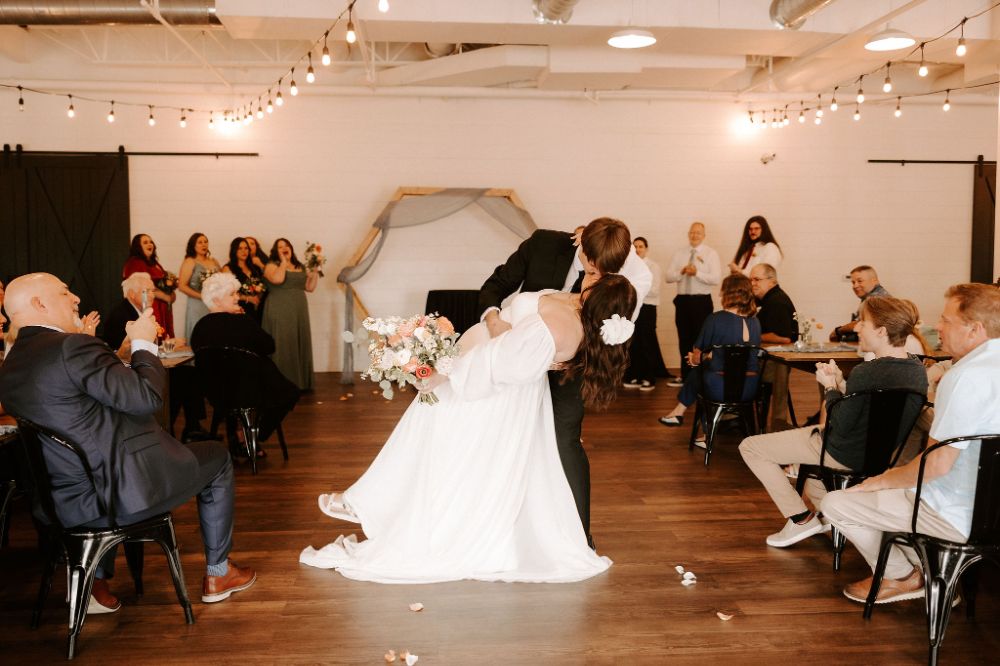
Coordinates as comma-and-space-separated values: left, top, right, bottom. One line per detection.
664, 222, 722, 384
478, 217, 651, 547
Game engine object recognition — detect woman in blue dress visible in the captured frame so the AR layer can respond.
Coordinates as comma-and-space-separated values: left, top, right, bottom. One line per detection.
178, 232, 222, 342
657, 273, 761, 426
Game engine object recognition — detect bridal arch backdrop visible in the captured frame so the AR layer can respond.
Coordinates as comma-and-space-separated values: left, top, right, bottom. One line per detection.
337, 187, 538, 382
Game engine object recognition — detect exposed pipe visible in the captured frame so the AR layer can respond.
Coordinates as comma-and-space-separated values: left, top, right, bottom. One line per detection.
769, 0, 838, 30
532, 0, 580, 25
0, 0, 219, 25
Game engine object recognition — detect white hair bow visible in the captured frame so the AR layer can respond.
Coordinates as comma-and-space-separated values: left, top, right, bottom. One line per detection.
600, 314, 634, 346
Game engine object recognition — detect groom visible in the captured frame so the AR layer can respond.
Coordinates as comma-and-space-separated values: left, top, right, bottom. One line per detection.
478, 217, 651, 546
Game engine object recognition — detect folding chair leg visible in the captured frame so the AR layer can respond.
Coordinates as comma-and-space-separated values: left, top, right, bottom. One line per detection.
864, 533, 896, 619
276, 423, 289, 461
31, 540, 59, 628
914, 540, 975, 664
124, 541, 145, 596
704, 406, 725, 466
155, 521, 195, 624
832, 528, 846, 572
238, 408, 259, 475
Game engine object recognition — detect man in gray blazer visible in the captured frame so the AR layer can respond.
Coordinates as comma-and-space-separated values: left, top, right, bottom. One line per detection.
0, 273, 255, 612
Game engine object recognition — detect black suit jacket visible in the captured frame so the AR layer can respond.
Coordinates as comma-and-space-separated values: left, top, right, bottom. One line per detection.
478, 229, 577, 317
0, 327, 198, 527
102, 298, 140, 351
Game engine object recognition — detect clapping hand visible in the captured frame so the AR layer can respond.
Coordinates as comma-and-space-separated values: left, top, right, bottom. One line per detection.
815, 359, 845, 392
125, 308, 158, 344
78, 311, 100, 336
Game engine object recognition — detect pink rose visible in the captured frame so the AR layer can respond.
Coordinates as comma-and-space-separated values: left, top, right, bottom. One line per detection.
435, 316, 455, 337
402, 358, 419, 373
398, 321, 416, 338
387, 334, 402, 346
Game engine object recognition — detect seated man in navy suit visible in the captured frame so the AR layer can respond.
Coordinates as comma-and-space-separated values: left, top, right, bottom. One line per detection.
0, 273, 255, 613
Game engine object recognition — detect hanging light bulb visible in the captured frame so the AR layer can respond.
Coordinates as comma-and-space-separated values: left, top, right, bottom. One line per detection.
782, 105, 790, 126
378, 0, 389, 13
814, 115, 822, 125
956, 19, 967, 56
346, 19, 357, 44
276, 89, 284, 107
322, 32, 332, 66
67, 95, 75, 118
883, 63, 892, 93
17, 85, 24, 111
856, 76, 865, 104
798, 105, 805, 123
918, 43, 928, 77
815, 94, 823, 118
894, 97, 902, 118
148, 106, 156, 126
290, 69, 299, 96
208, 112, 215, 130
830, 87, 839, 112
746, 110, 754, 126
257, 101, 264, 119
853, 105, 861, 121
306, 53, 316, 83
943, 90, 951, 111
107, 101, 116, 123
266, 92, 274, 114
180, 110, 188, 128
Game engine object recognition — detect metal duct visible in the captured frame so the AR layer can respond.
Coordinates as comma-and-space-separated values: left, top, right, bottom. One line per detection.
769, 0, 838, 30
532, 0, 579, 25
0, 0, 219, 25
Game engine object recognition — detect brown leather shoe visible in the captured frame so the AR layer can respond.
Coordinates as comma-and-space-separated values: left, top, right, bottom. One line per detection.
844, 567, 924, 604
202, 560, 256, 603
88, 578, 121, 614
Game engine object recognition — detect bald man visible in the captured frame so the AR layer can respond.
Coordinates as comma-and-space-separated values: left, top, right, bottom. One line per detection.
0, 273, 255, 612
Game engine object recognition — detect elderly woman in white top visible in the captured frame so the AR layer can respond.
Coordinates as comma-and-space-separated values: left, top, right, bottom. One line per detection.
622, 237, 669, 390
729, 215, 783, 276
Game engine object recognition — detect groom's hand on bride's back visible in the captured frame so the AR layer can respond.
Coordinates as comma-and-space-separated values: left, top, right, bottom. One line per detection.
484, 310, 512, 339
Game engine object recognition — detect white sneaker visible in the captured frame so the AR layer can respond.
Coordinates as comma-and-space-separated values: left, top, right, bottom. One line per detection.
692, 437, 706, 450
639, 380, 655, 392
623, 379, 641, 389
766, 516, 825, 547
666, 378, 684, 388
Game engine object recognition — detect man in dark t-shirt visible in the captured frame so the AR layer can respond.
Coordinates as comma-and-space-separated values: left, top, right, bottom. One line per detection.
750, 264, 797, 427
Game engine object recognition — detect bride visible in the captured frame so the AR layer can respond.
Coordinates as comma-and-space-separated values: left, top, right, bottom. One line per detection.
300, 273, 637, 583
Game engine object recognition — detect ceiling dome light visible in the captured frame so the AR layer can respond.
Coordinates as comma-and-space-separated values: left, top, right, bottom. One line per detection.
865, 28, 916, 52
608, 29, 656, 49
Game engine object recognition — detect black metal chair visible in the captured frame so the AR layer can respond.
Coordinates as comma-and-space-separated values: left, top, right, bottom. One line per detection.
15, 418, 194, 660
795, 388, 927, 571
688, 344, 767, 466
864, 435, 1000, 666
0, 429, 22, 548
194, 346, 290, 475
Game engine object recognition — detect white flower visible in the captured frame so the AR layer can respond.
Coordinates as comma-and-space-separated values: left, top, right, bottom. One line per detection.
377, 353, 395, 370
394, 348, 412, 366
362, 317, 378, 331
435, 356, 455, 376
600, 314, 635, 346
342, 330, 355, 343
413, 326, 429, 342
376, 320, 397, 336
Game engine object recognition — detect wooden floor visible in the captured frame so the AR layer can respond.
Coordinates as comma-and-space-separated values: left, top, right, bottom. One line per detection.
1, 372, 997, 665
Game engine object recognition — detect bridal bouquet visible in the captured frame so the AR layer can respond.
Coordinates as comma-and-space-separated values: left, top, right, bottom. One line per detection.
361, 313, 460, 405
304, 241, 326, 277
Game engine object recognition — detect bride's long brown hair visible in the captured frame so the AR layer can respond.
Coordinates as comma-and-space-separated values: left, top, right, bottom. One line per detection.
562, 274, 637, 410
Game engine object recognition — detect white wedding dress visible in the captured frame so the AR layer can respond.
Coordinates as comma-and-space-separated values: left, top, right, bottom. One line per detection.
299, 290, 611, 583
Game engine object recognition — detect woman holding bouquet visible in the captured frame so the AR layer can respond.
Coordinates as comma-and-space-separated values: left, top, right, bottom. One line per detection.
122, 233, 176, 337
178, 232, 222, 343
301, 273, 637, 584
223, 237, 266, 319
262, 238, 320, 391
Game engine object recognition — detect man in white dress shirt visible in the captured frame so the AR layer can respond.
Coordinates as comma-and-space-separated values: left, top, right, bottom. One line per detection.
822, 283, 1000, 604
664, 222, 722, 383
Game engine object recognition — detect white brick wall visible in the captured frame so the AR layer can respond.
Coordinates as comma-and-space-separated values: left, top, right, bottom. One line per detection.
3, 90, 995, 369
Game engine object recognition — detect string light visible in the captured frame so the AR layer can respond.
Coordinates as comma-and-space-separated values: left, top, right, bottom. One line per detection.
814, 115, 822, 125
956, 18, 967, 56
290, 68, 299, 96
266, 92, 274, 114
798, 102, 805, 123
107, 101, 115, 123
830, 87, 838, 111
783, 104, 790, 126
882, 63, 892, 93
918, 43, 928, 77
257, 100, 264, 119
346, 5, 357, 45
378, 0, 389, 13
148, 106, 156, 126
856, 76, 865, 104
853, 104, 861, 121
67, 95, 75, 118
746, 110, 754, 126
894, 97, 902, 118
815, 93, 823, 118
180, 110, 188, 128
322, 32, 331, 66
943, 90, 951, 111
276, 89, 284, 107
16, 85, 25, 111
306, 53, 316, 83
208, 112, 215, 129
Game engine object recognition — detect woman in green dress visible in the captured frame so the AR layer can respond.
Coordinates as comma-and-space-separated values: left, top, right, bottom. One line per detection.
263, 238, 320, 390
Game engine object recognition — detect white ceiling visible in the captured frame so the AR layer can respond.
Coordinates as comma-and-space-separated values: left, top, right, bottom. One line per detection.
1, 0, 998, 105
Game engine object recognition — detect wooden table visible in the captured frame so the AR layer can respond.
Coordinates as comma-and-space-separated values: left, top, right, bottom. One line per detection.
764, 343, 865, 376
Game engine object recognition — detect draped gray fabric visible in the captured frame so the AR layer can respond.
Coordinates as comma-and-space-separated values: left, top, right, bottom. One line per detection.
338, 189, 538, 381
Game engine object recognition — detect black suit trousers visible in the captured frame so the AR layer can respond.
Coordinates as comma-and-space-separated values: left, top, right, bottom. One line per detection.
92, 440, 234, 576
673, 295, 713, 379
548, 370, 589, 536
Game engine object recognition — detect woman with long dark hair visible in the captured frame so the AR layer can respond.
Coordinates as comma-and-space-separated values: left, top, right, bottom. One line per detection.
658, 274, 762, 428
729, 215, 782, 276
222, 237, 266, 320
122, 234, 177, 337
301, 274, 637, 583
262, 238, 320, 390
178, 232, 222, 343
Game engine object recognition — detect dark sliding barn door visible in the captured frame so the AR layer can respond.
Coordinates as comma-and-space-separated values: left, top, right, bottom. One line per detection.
971, 159, 996, 284
0, 152, 130, 319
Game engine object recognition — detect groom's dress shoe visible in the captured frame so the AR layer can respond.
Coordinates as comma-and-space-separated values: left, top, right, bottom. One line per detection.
202, 560, 256, 603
